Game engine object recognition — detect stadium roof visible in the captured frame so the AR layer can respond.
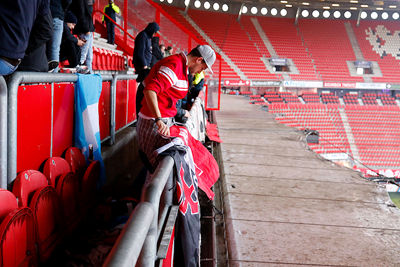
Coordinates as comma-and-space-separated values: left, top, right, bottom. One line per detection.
231, 0, 399, 11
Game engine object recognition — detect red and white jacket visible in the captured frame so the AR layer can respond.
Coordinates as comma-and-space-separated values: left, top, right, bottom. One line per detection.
140, 52, 189, 118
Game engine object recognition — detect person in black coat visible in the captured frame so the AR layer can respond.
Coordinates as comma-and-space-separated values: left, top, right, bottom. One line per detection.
0, 0, 50, 75
18, 11, 53, 72
132, 22, 160, 82
150, 36, 163, 67
59, 11, 85, 68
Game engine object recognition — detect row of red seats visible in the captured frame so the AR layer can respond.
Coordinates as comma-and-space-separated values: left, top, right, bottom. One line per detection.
93, 47, 126, 71
0, 147, 99, 266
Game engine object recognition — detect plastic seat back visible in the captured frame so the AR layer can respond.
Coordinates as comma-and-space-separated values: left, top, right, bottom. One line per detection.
56, 172, 80, 233
42, 157, 71, 186
0, 208, 36, 267
0, 190, 36, 267
12, 170, 48, 207
30, 186, 62, 262
64, 147, 87, 179
80, 161, 100, 214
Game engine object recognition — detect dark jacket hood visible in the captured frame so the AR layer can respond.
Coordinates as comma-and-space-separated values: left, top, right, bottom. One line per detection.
145, 22, 160, 36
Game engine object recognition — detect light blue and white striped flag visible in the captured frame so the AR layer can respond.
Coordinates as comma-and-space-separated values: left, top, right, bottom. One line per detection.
74, 73, 105, 185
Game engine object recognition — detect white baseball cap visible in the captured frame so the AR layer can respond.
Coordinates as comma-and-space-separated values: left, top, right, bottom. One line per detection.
197, 45, 216, 73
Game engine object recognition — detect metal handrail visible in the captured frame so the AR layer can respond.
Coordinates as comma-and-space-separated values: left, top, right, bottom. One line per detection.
93, 10, 136, 41
103, 156, 175, 267
103, 202, 154, 267
0, 76, 7, 189
5, 72, 136, 186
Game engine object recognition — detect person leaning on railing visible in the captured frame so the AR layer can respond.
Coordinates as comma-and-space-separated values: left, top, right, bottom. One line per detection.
136, 45, 216, 170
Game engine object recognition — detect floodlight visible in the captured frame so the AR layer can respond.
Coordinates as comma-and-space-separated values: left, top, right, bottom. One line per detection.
360, 11, 367, 19
333, 11, 341, 18
261, 7, 268, 15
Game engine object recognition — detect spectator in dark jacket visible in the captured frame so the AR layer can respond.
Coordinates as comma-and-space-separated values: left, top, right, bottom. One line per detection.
59, 11, 85, 68
69, 0, 95, 73
18, 12, 53, 72
132, 22, 160, 82
150, 36, 163, 67
0, 0, 50, 75
47, 0, 72, 72
102, 0, 120, 44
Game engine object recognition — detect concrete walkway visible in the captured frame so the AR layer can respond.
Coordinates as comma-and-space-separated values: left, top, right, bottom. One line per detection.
216, 94, 400, 266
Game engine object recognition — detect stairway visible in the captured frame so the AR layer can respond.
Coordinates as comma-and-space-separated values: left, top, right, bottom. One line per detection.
339, 108, 362, 167
250, 18, 291, 80
344, 22, 373, 83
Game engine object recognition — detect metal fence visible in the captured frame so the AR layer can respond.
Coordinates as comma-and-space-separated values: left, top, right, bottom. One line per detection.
3, 71, 137, 188
104, 156, 175, 267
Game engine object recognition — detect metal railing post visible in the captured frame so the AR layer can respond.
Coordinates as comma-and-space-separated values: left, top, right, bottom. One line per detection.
138, 156, 174, 267
110, 74, 118, 145
0, 76, 7, 189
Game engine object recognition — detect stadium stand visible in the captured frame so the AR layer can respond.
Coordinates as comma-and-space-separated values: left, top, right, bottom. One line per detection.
380, 94, 396, 105
362, 93, 378, 105
298, 19, 363, 82
343, 92, 360, 105
352, 21, 400, 83
188, 10, 269, 80
256, 17, 318, 81
301, 92, 321, 103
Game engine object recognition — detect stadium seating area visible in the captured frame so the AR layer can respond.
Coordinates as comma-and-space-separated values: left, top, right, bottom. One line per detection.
233, 90, 400, 169
0, 147, 99, 266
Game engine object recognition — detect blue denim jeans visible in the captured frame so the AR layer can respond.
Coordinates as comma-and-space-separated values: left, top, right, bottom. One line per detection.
0, 58, 19, 75
48, 18, 64, 72
79, 32, 93, 73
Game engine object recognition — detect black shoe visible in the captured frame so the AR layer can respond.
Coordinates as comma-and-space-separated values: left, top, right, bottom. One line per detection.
48, 60, 59, 72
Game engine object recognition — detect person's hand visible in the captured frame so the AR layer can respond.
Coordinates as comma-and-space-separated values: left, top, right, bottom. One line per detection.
143, 65, 149, 69
184, 110, 191, 118
156, 120, 170, 136
77, 39, 85, 46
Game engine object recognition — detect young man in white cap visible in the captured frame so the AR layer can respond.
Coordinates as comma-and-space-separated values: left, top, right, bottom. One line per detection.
137, 44, 216, 169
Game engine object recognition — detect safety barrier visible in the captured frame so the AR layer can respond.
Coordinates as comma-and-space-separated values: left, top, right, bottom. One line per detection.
0, 76, 7, 189
3, 72, 137, 188
104, 156, 175, 267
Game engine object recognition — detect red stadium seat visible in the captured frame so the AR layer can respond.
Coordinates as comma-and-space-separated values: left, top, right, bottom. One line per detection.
0, 189, 36, 267
42, 157, 80, 233
12, 171, 62, 262
64, 147, 87, 179
56, 172, 80, 234
80, 161, 100, 214
42, 157, 71, 186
